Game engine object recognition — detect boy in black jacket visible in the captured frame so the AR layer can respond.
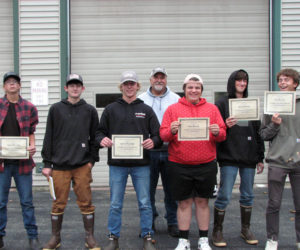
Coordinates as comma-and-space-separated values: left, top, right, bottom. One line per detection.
212, 70, 265, 247
41, 74, 100, 250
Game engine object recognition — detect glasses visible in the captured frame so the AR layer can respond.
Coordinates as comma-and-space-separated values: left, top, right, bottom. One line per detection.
278, 77, 291, 83
4, 80, 19, 85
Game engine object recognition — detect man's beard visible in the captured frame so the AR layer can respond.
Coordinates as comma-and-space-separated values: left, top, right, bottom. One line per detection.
153, 83, 164, 92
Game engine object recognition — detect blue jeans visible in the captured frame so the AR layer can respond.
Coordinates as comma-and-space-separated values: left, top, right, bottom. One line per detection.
150, 151, 177, 225
108, 165, 153, 238
0, 164, 38, 238
214, 166, 255, 210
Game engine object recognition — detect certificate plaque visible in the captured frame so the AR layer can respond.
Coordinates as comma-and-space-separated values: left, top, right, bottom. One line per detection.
0, 136, 29, 159
229, 98, 260, 120
178, 118, 209, 141
264, 91, 296, 115
112, 134, 143, 159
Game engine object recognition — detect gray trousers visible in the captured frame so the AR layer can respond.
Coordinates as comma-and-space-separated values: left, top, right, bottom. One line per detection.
266, 166, 300, 242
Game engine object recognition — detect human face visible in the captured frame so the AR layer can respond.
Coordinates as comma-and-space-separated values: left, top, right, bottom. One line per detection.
150, 73, 167, 95
278, 75, 298, 91
235, 79, 247, 97
121, 81, 138, 101
64, 82, 85, 101
184, 80, 202, 104
3, 77, 21, 95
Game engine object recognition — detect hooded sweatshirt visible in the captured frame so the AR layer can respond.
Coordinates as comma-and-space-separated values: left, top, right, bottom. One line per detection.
160, 97, 226, 165
216, 70, 265, 168
42, 99, 100, 170
96, 97, 162, 167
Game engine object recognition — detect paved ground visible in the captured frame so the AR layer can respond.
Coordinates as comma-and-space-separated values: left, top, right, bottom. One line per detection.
1, 185, 298, 250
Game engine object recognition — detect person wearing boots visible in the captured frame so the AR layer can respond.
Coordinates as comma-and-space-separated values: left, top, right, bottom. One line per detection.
160, 74, 226, 250
260, 68, 300, 250
212, 69, 265, 247
0, 72, 40, 250
138, 67, 180, 237
96, 71, 161, 250
41, 73, 100, 250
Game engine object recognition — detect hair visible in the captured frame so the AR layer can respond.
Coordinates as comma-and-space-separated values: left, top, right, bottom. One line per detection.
235, 70, 248, 81
182, 77, 203, 93
118, 82, 141, 92
276, 68, 300, 88
227, 69, 249, 98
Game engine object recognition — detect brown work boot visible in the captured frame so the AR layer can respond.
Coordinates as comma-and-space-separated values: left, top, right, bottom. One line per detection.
143, 234, 156, 250
240, 205, 258, 245
212, 207, 227, 247
103, 234, 119, 250
43, 214, 63, 250
82, 213, 101, 250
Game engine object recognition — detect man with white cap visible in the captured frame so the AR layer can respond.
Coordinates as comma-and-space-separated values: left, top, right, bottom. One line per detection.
138, 67, 180, 237
96, 70, 161, 250
160, 74, 226, 250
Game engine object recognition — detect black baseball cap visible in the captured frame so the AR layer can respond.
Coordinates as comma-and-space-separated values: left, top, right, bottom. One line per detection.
66, 73, 83, 86
3, 72, 20, 83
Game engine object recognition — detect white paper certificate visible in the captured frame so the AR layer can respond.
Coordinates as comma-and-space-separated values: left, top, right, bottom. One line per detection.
264, 91, 296, 115
178, 118, 210, 141
112, 134, 143, 159
229, 98, 260, 120
0, 136, 29, 159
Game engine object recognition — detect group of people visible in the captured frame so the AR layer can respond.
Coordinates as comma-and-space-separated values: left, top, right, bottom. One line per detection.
0, 67, 299, 250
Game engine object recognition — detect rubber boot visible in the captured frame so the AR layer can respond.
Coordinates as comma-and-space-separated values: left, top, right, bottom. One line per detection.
82, 213, 101, 250
212, 207, 227, 247
43, 214, 63, 250
240, 205, 258, 245
103, 234, 119, 250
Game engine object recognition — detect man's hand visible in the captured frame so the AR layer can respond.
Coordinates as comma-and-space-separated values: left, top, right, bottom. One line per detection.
257, 162, 264, 174
271, 113, 282, 125
100, 137, 113, 148
142, 138, 154, 150
209, 124, 220, 136
225, 117, 237, 128
27, 145, 36, 157
171, 121, 180, 135
42, 168, 52, 181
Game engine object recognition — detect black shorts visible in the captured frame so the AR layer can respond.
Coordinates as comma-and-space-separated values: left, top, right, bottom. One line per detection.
168, 160, 218, 201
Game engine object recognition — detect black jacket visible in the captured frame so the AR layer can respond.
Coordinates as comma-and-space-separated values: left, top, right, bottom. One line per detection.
216, 70, 264, 168
96, 98, 162, 167
42, 99, 100, 170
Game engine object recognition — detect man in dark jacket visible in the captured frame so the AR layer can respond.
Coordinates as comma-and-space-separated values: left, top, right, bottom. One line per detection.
212, 70, 265, 247
96, 70, 161, 250
41, 74, 100, 250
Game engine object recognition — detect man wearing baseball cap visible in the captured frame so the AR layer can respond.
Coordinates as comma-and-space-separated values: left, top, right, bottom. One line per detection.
96, 70, 161, 250
41, 73, 101, 250
138, 67, 180, 237
0, 72, 40, 249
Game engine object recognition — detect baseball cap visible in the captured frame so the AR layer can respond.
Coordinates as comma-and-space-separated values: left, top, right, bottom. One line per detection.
3, 72, 20, 83
150, 67, 168, 78
66, 73, 83, 86
183, 74, 203, 84
120, 70, 138, 83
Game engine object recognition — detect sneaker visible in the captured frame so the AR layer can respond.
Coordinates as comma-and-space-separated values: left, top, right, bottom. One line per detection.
175, 238, 190, 250
198, 237, 212, 250
297, 242, 300, 250
265, 239, 278, 250
143, 234, 156, 250
28, 238, 41, 250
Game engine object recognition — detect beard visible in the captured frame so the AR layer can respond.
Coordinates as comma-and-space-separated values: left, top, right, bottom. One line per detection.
153, 83, 164, 92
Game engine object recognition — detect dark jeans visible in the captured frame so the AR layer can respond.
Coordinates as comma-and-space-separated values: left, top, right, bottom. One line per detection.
0, 164, 38, 239
150, 151, 177, 225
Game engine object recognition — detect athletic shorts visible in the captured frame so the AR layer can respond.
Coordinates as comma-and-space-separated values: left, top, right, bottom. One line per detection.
167, 160, 218, 201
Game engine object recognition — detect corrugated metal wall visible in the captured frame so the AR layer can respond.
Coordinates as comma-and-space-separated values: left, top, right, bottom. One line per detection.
18, 0, 61, 185
70, 0, 270, 185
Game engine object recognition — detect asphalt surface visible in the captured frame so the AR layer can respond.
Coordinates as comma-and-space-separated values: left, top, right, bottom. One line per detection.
1, 185, 298, 250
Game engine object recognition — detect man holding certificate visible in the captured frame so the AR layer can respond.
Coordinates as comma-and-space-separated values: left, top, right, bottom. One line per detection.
0, 72, 39, 250
96, 71, 161, 250
212, 69, 265, 247
260, 68, 300, 250
41, 74, 101, 250
160, 74, 226, 250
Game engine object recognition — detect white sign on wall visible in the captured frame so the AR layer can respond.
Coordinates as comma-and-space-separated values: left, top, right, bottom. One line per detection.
31, 79, 48, 106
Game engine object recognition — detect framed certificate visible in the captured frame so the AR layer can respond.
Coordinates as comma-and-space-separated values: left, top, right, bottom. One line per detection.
0, 136, 29, 159
264, 91, 296, 115
178, 118, 210, 141
112, 134, 143, 159
229, 98, 260, 120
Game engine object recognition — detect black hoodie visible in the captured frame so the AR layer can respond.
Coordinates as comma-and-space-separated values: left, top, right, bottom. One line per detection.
42, 99, 100, 170
96, 97, 162, 167
216, 70, 264, 168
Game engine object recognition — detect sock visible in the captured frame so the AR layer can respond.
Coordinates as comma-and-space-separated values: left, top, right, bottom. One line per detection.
199, 230, 208, 238
179, 230, 189, 239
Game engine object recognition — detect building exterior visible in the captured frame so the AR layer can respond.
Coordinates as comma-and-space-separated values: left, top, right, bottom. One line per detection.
0, 0, 299, 186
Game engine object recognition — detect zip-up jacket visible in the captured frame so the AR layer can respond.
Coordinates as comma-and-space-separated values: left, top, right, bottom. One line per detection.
260, 96, 300, 169
160, 97, 226, 165
42, 99, 100, 170
96, 97, 162, 167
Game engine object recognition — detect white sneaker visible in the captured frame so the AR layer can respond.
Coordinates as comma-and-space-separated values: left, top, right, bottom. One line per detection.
175, 238, 191, 250
265, 239, 278, 250
198, 237, 212, 250
297, 242, 300, 250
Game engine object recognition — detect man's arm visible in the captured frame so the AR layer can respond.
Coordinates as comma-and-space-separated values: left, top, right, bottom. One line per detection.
259, 114, 281, 141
